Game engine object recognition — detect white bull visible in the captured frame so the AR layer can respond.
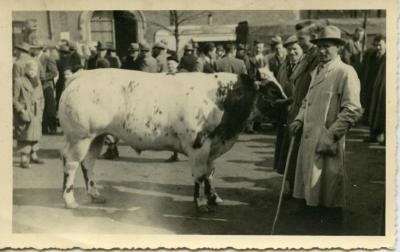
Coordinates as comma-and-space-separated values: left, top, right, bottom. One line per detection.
59, 69, 285, 211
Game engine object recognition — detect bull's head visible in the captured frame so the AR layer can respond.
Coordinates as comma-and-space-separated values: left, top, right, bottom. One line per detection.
251, 67, 288, 122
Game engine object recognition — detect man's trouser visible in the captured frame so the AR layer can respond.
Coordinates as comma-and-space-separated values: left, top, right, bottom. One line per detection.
17, 140, 39, 154
42, 84, 58, 132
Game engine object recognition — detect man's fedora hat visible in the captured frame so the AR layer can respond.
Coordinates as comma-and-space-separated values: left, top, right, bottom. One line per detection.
311, 25, 346, 45
283, 35, 298, 48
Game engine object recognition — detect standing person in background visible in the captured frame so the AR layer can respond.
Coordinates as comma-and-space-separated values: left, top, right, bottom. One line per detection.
236, 44, 251, 73
267, 35, 287, 77
215, 44, 225, 60
296, 23, 320, 72
165, 55, 181, 162
193, 42, 199, 57
153, 41, 169, 72
13, 60, 45, 168
247, 40, 268, 133
87, 42, 110, 69
13, 43, 33, 80
55, 45, 71, 110
215, 43, 247, 74
342, 27, 364, 77
196, 42, 216, 73
137, 42, 158, 73
121, 43, 141, 70
105, 44, 122, 68
360, 34, 386, 144
68, 41, 83, 71
178, 44, 198, 72
39, 42, 59, 135
249, 40, 268, 77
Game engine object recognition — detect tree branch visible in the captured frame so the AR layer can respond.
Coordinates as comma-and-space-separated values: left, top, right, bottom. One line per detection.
146, 20, 173, 33
177, 11, 210, 25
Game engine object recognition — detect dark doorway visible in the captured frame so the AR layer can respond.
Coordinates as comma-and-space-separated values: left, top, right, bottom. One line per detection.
114, 11, 137, 59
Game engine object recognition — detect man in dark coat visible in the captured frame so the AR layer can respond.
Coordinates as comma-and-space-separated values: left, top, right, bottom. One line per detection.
267, 36, 287, 77
68, 41, 83, 71
215, 43, 247, 74
342, 27, 365, 77
39, 42, 59, 134
55, 44, 71, 110
360, 34, 386, 143
236, 44, 251, 73
87, 42, 110, 69
178, 44, 198, 72
121, 43, 140, 70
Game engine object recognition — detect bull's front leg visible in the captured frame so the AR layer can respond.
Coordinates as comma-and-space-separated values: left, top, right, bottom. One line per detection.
204, 165, 223, 206
194, 175, 210, 212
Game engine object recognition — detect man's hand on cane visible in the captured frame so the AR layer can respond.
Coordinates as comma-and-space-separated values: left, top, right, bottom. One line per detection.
289, 120, 303, 134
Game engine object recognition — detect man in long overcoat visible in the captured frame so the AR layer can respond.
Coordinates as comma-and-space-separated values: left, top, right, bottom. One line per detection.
360, 34, 386, 143
39, 43, 59, 134
290, 26, 362, 213
273, 35, 314, 194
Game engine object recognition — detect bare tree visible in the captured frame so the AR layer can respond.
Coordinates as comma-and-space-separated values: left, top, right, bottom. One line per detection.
147, 10, 210, 57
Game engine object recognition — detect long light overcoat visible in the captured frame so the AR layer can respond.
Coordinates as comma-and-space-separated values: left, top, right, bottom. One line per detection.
293, 56, 362, 207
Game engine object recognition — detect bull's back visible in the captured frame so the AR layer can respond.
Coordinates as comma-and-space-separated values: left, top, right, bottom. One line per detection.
59, 69, 236, 147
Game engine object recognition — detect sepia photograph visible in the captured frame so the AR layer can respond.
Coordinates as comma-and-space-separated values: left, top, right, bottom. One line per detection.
0, 0, 396, 249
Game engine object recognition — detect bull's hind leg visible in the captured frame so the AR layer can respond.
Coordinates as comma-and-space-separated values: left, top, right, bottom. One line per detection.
62, 138, 92, 209
81, 135, 106, 204
205, 162, 223, 206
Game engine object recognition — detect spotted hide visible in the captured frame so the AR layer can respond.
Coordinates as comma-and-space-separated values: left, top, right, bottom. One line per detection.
59, 68, 286, 212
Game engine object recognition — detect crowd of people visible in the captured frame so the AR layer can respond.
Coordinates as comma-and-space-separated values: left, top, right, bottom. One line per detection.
13, 19, 386, 232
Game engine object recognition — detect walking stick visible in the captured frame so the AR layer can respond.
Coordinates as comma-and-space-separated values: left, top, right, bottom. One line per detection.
270, 136, 296, 235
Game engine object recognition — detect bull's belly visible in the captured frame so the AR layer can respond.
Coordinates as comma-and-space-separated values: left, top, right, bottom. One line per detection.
109, 125, 185, 154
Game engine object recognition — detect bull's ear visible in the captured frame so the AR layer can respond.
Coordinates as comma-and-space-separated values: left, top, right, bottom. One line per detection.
239, 74, 256, 90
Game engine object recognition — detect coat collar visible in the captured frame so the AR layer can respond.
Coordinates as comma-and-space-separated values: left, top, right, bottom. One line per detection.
288, 55, 307, 82
309, 56, 341, 89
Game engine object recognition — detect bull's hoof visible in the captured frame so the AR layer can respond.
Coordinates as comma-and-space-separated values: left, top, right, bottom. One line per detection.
91, 195, 106, 204
207, 193, 223, 206
64, 201, 79, 209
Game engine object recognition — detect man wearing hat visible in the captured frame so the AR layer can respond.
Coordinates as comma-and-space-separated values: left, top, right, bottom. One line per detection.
267, 35, 287, 77
137, 42, 158, 73
13, 43, 33, 80
121, 43, 140, 70
288, 25, 362, 228
87, 41, 110, 69
178, 44, 198, 72
37, 41, 59, 134
273, 35, 314, 196
153, 41, 169, 73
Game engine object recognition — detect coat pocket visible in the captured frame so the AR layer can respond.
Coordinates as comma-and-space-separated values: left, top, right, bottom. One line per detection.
316, 127, 338, 156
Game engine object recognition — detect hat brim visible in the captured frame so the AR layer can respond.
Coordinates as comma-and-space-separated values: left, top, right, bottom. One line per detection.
311, 37, 346, 46
283, 41, 299, 48
15, 46, 30, 53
